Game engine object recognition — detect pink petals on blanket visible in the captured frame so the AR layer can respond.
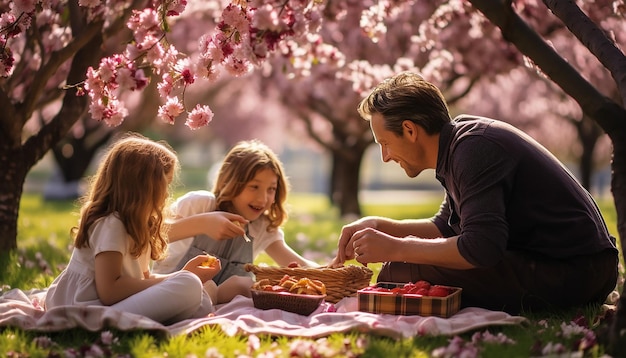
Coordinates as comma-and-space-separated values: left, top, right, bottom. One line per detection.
0, 289, 526, 339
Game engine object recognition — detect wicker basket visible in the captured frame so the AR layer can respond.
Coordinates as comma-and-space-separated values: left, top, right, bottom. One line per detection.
245, 264, 373, 304
251, 289, 326, 315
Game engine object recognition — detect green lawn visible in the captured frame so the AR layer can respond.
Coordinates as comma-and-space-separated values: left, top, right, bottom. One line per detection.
0, 192, 621, 357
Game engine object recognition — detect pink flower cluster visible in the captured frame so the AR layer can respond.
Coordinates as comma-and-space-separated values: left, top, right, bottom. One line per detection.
0, 1, 35, 77
0, 0, 328, 130
81, 0, 325, 130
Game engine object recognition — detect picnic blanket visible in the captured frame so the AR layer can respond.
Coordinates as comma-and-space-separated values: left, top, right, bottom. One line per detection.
0, 288, 527, 339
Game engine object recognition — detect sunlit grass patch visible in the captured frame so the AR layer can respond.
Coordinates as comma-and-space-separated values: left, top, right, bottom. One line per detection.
2, 192, 620, 357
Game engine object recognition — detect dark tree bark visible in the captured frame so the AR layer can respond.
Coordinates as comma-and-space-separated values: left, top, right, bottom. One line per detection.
575, 115, 604, 190
52, 120, 113, 184
329, 141, 369, 217
0, 31, 104, 250
290, 100, 373, 217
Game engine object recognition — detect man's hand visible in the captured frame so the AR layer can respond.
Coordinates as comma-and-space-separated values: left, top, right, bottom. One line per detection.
332, 216, 380, 265
349, 227, 403, 265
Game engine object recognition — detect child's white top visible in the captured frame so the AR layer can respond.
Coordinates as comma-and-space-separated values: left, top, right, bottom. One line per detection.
153, 190, 284, 273
45, 213, 150, 308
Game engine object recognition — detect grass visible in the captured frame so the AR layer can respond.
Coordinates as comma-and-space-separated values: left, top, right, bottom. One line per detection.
0, 192, 621, 357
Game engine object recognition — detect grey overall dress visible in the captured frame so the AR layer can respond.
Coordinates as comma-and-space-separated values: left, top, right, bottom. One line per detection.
174, 230, 254, 285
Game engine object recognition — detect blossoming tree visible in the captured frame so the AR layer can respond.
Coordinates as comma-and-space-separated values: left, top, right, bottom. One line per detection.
2, 1, 626, 347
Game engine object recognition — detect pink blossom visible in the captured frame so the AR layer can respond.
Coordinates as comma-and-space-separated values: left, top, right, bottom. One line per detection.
116, 67, 136, 91
98, 56, 124, 84
175, 59, 196, 84
541, 342, 567, 355
247, 334, 261, 354
208, 41, 226, 63
224, 57, 252, 76
165, 0, 188, 16
158, 96, 184, 124
151, 45, 178, 74
133, 69, 148, 90
115, 66, 147, 91
432, 336, 479, 358
204, 347, 223, 358
222, 4, 250, 35
10, 0, 37, 15
127, 9, 160, 38
253, 5, 282, 32
33, 336, 53, 349
0, 13, 17, 34
78, 0, 100, 8
103, 99, 128, 127
185, 104, 214, 129
84, 67, 105, 97
88, 100, 106, 121
157, 73, 175, 97
100, 331, 114, 345
0, 46, 15, 77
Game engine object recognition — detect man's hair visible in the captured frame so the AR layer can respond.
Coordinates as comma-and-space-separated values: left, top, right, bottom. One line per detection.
212, 140, 289, 230
357, 71, 452, 135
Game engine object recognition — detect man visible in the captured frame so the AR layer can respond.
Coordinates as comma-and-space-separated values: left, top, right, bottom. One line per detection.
331, 72, 618, 314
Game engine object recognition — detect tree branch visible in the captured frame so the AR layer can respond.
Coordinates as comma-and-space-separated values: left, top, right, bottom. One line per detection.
469, 0, 625, 134
543, 0, 626, 109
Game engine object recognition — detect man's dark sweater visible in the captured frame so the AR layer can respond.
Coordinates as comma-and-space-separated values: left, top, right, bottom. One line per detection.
432, 116, 617, 268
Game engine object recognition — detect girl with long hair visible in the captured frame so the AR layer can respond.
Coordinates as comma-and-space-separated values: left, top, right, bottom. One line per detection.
45, 133, 219, 324
154, 139, 318, 303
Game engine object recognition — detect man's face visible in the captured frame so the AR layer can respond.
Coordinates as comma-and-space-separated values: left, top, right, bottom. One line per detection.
370, 113, 430, 178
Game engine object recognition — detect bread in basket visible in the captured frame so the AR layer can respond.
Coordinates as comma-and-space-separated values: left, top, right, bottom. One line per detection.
245, 264, 373, 304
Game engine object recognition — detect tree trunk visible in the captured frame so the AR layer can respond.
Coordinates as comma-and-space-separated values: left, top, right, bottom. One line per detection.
52, 121, 112, 183
46, 118, 113, 200
329, 145, 367, 217
576, 115, 603, 190
607, 129, 626, 353
0, 31, 104, 253
0, 143, 27, 251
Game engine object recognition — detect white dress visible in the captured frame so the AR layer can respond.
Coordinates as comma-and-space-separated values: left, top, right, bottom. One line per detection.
45, 213, 213, 324
153, 190, 284, 274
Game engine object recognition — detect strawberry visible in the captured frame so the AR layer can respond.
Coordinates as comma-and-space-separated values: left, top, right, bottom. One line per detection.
413, 280, 431, 290
427, 285, 450, 297
409, 287, 429, 295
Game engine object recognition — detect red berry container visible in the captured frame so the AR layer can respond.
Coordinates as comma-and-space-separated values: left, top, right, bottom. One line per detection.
357, 282, 462, 318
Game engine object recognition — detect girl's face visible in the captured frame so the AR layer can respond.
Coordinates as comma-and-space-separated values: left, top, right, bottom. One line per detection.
231, 168, 278, 221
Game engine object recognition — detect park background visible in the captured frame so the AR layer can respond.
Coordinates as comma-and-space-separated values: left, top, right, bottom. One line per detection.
2, 1, 626, 356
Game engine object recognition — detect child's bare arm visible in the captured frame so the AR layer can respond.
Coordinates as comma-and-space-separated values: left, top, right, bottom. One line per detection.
165, 212, 248, 242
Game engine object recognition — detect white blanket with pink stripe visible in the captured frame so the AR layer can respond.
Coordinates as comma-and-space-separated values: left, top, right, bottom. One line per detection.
0, 289, 526, 339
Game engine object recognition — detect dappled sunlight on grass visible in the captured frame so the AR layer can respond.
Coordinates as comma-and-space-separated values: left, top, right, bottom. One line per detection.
3, 192, 620, 357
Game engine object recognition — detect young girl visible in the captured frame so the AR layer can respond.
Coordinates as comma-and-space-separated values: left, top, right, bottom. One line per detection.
45, 133, 219, 324
153, 140, 318, 303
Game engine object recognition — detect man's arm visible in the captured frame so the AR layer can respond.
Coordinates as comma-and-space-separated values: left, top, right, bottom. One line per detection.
376, 217, 444, 239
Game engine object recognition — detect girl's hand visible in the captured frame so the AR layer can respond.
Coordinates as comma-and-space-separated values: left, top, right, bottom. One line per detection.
183, 254, 221, 283
199, 212, 248, 240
